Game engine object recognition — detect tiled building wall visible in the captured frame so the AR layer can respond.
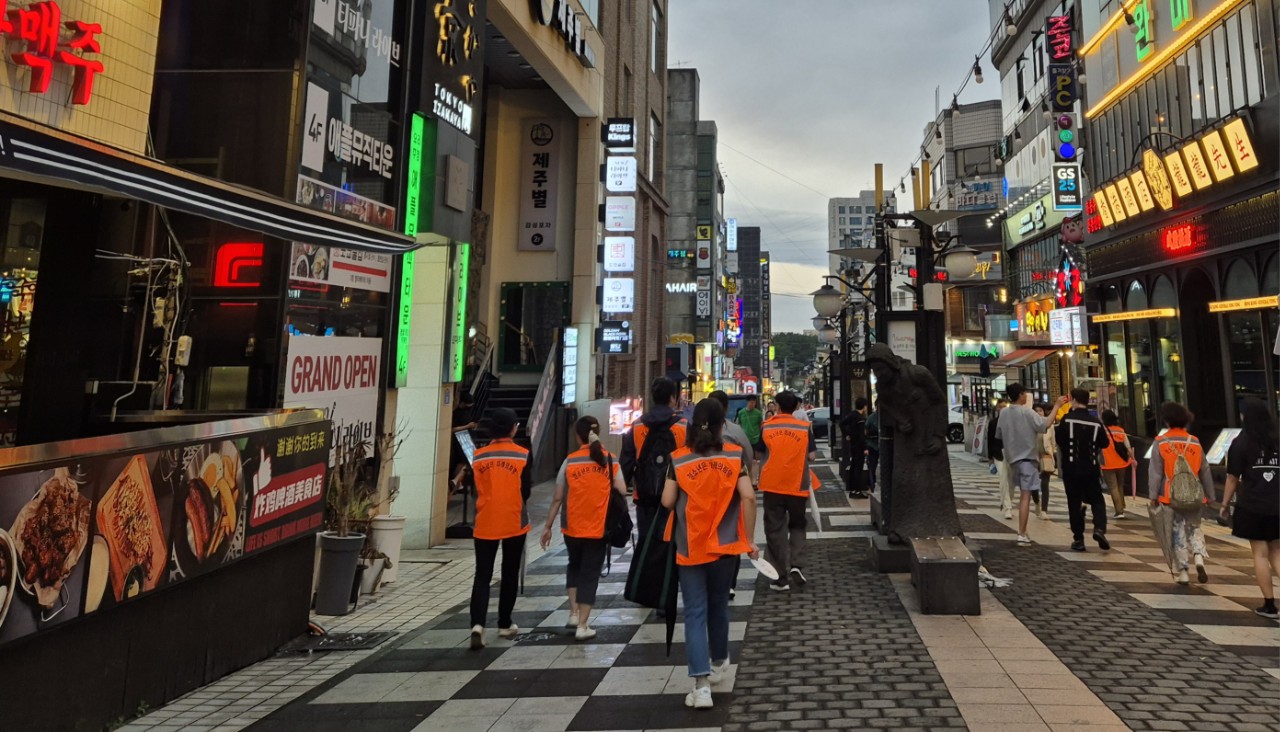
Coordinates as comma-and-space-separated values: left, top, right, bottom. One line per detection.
0, 0, 161, 154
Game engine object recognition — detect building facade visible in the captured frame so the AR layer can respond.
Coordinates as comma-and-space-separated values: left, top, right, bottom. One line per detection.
1077, 0, 1279, 441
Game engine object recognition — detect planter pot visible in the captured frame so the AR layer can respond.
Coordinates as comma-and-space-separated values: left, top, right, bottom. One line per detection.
358, 558, 385, 595
369, 515, 406, 583
315, 532, 365, 616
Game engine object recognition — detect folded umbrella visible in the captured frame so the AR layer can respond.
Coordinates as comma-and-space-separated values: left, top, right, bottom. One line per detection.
1149, 503, 1177, 576
624, 505, 680, 656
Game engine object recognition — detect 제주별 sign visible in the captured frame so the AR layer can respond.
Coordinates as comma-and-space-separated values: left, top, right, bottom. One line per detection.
601, 278, 634, 314
517, 120, 561, 251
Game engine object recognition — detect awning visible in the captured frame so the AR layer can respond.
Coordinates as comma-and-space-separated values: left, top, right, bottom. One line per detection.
0, 114, 417, 255
992, 348, 1058, 368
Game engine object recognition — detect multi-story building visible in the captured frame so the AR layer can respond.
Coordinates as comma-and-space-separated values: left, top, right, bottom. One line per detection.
737, 226, 764, 383
827, 191, 880, 275
916, 100, 1013, 404
1075, 0, 1278, 440
598, 0, 668, 398
665, 69, 726, 397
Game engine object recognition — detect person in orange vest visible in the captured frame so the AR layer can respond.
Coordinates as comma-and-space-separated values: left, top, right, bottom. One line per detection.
759, 391, 817, 592
1148, 401, 1216, 585
661, 398, 758, 710
540, 416, 626, 641
468, 408, 531, 649
1099, 410, 1134, 519
620, 378, 687, 553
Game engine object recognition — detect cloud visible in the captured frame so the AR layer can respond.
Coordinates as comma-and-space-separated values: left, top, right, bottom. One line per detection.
668, 0, 999, 331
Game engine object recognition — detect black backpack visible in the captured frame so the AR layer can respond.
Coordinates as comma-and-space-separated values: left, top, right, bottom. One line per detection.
603, 455, 633, 548
633, 421, 678, 507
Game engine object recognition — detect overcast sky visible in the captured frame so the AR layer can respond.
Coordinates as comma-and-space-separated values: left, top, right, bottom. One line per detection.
668, 0, 1000, 333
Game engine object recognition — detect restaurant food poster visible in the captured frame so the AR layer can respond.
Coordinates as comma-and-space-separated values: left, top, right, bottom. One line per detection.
283, 335, 382, 454
0, 421, 330, 648
289, 243, 393, 292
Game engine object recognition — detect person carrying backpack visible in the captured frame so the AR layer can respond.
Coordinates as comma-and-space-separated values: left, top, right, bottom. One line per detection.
1054, 388, 1111, 552
1149, 401, 1216, 585
1099, 410, 1134, 519
620, 378, 687, 553
540, 416, 627, 641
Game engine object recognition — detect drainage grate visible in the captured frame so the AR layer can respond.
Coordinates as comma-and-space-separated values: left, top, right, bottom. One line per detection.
278, 631, 396, 654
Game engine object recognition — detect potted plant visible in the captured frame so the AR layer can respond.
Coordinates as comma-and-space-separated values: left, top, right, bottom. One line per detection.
315, 439, 373, 615
358, 545, 391, 595
368, 421, 410, 583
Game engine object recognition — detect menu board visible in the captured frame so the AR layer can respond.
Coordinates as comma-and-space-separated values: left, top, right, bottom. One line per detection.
0, 420, 330, 648
1205, 428, 1241, 466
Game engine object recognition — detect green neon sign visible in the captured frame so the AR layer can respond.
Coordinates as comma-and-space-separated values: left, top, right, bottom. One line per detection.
405, 114, 425, 237
448, 243, 471, 383
395, 251, 415, 388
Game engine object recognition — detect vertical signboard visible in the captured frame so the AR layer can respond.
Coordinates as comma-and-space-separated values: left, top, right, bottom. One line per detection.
1052, 163, 1082, 211
726, 218, 738, 252
404, 113, 425, 237
445, 242, 471, 383
517, 120, 561, 251
561, 328, 578, 405
395, 252, 415, 388
603, 236, 635, 272
602, 278, 635, 313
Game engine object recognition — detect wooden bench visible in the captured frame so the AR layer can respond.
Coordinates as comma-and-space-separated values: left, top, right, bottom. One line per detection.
910, 537, 980, 615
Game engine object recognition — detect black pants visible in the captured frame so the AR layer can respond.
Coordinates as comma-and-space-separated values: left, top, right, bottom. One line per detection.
866, 449, 879, 492
470, 535, 524, 628
1038, 472, 1051, 511
763, 493, 808, 575
564, 536, 608, 605
847, 447, 865, 494
1062, 473, 1107, 541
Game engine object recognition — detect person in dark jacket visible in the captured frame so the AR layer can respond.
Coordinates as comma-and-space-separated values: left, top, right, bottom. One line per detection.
841, 398, 869, 498
619, 378, 688, 549
865, 406, 881, 493
1054, 388, 1112, 552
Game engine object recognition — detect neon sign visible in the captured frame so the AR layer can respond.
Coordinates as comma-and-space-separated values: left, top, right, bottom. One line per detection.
0, 1, 105, 105
1161, 224, 1203, 254
213, 242, 264, 288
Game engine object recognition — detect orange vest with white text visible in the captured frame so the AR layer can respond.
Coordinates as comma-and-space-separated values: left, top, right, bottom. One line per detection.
669, 445, 750, 566
472, 439, 531, 540
561, 447, 619, 539
760, 414, 813, 497
1100, 425, 1131, 470
1154, 429, 1207, 505
631, 419, 688, 455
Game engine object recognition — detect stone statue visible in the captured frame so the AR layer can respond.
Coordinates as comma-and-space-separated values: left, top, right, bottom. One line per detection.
866, 343, 963, 543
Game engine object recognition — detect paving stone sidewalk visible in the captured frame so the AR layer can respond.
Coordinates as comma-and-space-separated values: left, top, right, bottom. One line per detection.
722, 535, 967, 731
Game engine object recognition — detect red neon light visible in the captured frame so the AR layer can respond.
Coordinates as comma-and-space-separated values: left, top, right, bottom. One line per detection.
907, 268, 948, 282
1, 2, 105, 105
214, 242, 264, 288
1162, 224, 1200, 254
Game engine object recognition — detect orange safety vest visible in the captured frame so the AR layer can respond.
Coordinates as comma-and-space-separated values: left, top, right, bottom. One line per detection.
1154, 429, 1208, 505
472, 438, 531, 540
759, 414, 813, 497
669, 445, 750, 566
631, 419, 688, 455
561, 447, 619, 539
1100, 425, 1131, 470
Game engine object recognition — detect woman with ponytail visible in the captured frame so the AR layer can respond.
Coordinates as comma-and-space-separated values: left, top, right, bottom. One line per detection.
541, 416, 626, 640
661, 398, 759, 709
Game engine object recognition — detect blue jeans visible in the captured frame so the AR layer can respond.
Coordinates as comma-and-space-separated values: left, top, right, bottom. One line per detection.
677, 555, 736, 677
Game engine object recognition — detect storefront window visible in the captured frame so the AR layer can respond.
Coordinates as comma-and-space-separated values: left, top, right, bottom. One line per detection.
1223, 260, 1266, 415
1151, 276, 1184, 407
0, 196, 44, 445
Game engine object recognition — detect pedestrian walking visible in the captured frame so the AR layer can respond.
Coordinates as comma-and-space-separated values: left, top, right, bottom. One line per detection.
1219, 399, 1280, 618
620, 378, 687, 554
841, 397, 869, 498
865, 404, 881, 494
709, 391, 755, 467
1149, 401, 1217, 584
660, 398, 759, 709
759, 391, 818, 591
765, 400, 779, 420
1033, 402, 1057, 519
737, 395, 765, 483
468, 408, 531, 649
1099, 410, 1134, 519
995, 384, 1066, 545
986, 398, 1014, 517
1055, 388, 1112, 552
540, 416, 627, 640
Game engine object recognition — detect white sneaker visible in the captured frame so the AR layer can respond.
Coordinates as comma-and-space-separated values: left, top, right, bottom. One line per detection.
575, 626, 597, 641
789, 567, 808, 585
1016, 534, 1031, 546
1033, 505, 1042, 518
1176, 569, 1190, 585
1194, 555, 1208, 583
684, 683, 713, 709
769, 581, 790, 592
1003, 509, 1014, 520
498, 624, 520, 638
709, 659, 732, 685
1039, 511, 1051, 521
469, 625, 485, 649
1114, 513, 1126, 520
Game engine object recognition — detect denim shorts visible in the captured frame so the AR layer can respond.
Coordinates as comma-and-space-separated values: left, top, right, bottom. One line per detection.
1012, 459, 1041, 493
